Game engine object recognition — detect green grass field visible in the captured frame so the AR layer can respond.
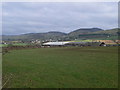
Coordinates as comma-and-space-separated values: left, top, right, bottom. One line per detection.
0, 43, 30, 47
2, 47, 118, 88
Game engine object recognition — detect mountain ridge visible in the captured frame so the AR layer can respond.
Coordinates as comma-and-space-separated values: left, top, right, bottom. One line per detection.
2, 28, 119, 41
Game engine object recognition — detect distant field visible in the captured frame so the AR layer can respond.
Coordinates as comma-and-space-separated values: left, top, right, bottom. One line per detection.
0, 44, 8, 47
0, 43, 29, 47
69, 40, 93, 42
11, 43, 29, 46
2, 47, 118, 88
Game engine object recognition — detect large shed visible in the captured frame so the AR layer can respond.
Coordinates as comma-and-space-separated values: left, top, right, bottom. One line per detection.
43, 41, 103, 46
43, 42, 69, 46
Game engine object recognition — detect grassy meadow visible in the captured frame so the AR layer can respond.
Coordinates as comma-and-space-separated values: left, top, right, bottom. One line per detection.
0, 43, 30, 47
2, 47, 118, 88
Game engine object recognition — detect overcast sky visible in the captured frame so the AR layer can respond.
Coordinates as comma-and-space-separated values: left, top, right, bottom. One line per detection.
2, 2, 118, 35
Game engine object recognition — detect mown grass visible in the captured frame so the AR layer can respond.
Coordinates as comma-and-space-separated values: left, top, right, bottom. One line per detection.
2, 47, 118, 88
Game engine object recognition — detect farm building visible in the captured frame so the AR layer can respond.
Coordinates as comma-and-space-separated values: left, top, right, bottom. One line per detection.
115, 40, 120, 44
94, 40, 117, 45
93, 40, 120, 46
42, 41, 104, 46
43, 42, 69, 46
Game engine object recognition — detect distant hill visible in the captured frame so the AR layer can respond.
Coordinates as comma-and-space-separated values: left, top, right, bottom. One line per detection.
91, 28, 119, 35
2, 28, 119, 41
2, 31, 67, 41
67, 28, 119, 40
67, 28, 103, 39
68, 28, 103, 35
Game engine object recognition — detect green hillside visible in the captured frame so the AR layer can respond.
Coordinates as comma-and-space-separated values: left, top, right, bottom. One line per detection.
2, 28, 119, 41
67, 28, 119, 40
91, 28, 119, 35
2, 31, 66, 41
68, 28, 103, 36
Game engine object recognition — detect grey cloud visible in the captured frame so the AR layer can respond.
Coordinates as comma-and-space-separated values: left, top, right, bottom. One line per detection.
2, 2, 118, 35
